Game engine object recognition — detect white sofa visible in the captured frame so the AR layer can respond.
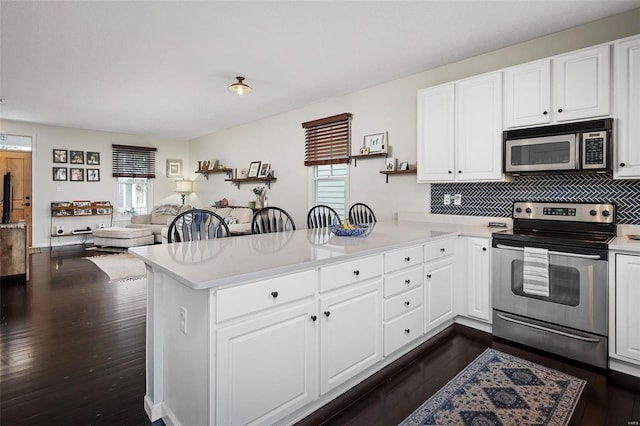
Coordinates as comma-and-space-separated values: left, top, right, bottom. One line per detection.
160, 206, 254, 243
126, 204, 192, 243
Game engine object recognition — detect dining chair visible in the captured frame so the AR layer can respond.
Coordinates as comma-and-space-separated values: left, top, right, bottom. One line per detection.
251, 207, 296, 234
167, 209, 230, 242
348, 202, 377, 225
307, 205, 341, 229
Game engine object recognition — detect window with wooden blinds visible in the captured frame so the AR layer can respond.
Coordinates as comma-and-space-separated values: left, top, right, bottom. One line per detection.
302, 113, 352, 166
112, 144, 157, 178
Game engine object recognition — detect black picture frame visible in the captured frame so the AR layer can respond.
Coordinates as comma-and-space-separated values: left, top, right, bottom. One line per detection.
248, 161, 261, 178
70, 150, 84, 164
53, 149, 68, 163
87, 151, 100, 165
53, 167, 67, 181
87, 168, 100, 182
70, 168, 84, 181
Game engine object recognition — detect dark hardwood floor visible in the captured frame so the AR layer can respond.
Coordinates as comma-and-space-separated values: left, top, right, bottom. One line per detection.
2, 245, 640, 426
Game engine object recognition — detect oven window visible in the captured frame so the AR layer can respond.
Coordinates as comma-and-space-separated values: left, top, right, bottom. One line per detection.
511, 260, 580, 306
510, 141, 571, 166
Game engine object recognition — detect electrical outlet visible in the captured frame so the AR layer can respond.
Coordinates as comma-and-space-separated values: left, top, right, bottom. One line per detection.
180, 307, 188, 334
443, 194, 451, 205
454, 194, 462, 206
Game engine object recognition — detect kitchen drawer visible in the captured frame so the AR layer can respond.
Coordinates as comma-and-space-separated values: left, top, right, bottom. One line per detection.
383, 307, 424, 356
384, 245, 423, 273
216, 270, 316, 322
424, 238, 456, 263
384, 286, 423, 321
383, 266, 423, 298
319, 255, 383, 293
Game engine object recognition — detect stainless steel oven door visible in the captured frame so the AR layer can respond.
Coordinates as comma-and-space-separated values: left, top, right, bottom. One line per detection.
492, 243, 607, 335
505, 134, 577, 172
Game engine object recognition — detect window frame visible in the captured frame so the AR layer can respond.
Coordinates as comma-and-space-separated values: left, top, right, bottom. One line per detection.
309, 163, 349, 221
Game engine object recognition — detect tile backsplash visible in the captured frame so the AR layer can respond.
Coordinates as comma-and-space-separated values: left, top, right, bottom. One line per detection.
430, 174, 640, 224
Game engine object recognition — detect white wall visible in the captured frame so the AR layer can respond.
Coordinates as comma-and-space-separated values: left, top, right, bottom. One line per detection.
0, 119, 188, 247
189, 9, 640, 228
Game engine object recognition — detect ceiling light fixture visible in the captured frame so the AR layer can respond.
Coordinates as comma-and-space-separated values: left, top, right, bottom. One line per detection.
228, 76, 252, 95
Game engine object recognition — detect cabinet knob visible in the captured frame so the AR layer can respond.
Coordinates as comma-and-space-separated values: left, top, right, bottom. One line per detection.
427, 274, 432, 279
324, 311, 331, 317
620, 163, 626, 167
404, 256, 410, 262
405, 279, 411, 285
458, 170, 462, 174
271, 291, 278, 298
448, 170, 452, 174
404, 328, 411, 334
482, 247, 487, 251
404, 301, 410, 306
558, 108, 563, 113
543, 111, 548, 115
440, 248, 445, 252
310, 315, 317, 322
353, 270, 360, 276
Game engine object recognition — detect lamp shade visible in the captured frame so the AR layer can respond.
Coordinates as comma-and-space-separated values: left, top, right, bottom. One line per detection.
175, 180, 193, 193
228, 76, 252, 95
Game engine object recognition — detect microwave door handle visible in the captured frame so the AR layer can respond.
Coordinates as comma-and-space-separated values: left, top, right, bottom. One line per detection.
495, 244, 601, 260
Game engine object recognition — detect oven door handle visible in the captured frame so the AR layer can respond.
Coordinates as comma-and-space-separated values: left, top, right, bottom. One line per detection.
496, 314, 600, 343
495, 244, 602, 260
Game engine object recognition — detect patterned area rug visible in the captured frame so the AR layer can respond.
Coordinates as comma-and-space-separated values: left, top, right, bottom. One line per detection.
84, 253, 146, 283
399, 348, 585, 426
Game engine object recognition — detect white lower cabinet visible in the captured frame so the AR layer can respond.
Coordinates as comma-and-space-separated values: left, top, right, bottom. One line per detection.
424, 258, 455, 332
615, 254, 640, 363
319, 280, 382, 394
465, 237, 491, 322
216, 301, 317, 425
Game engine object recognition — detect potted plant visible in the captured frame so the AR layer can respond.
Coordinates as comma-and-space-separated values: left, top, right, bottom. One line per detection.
252, 186, 267, 209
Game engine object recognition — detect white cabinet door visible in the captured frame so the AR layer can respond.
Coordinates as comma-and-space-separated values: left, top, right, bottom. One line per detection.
417, 84, 455, 182
424, 258, 455, 332
216, 302, 317, 426
614, 35, 640, 179
320, 280, 382, 394
553, 44, 610, 122
616, 254, 640, 362
466, 237, 491, 322
455, 72, 503, 181
504, 59, 551, 128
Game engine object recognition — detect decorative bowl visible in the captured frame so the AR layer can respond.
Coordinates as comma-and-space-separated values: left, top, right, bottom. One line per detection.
329, 224, 368, 237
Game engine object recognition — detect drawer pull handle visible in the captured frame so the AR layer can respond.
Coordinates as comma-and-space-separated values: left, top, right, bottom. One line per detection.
324, 311, 331, 317
310, 315, 317, 322
271, 291, 278, 298
353, 270, 360, 276
427, 274, 432, 279
404, 301, 410, 306
405, 279, 411, 285
404, 256, 410, 262
404, 328, 410, 334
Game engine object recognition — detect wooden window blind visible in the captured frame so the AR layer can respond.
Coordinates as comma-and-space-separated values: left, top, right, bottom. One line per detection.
302, 113, 352, 166
112, 144, 157, 178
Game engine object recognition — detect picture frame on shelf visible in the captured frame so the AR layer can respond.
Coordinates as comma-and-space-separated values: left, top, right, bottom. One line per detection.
87, 168, 100, 182
399, 161, 409, 171
70, 150, 84, 164
385, 157, 396, 171
257, 162, 270, 178
166, 159, 183, 178
363, 132, 387, 153
53, 149, 68, 163
248, 161, 261, 178
87, 152, 100, 165
70, 168, 84, 181
53, 167, 67, 181
359, 147, 370, 155
239, 168, 249, 179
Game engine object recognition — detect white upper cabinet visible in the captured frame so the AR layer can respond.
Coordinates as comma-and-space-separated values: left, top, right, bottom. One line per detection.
504, 44, 611, 128
417, 72, 503, 183
614, 35, 640, 179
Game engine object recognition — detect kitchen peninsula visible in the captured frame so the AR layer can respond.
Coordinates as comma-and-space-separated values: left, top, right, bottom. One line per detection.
130, 221, 492, 426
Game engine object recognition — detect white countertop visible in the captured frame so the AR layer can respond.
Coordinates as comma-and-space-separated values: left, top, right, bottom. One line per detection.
129, 220, 499, 290
610, 234, 640, 254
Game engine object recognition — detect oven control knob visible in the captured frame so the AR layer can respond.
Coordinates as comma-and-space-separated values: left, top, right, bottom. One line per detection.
590, 209, 597, 216
515, 207, 522, 213
525, 208, 532, 214
602, 210, 610, 217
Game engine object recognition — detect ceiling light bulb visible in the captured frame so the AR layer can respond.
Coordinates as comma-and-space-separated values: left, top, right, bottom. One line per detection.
229, 76, 251, 95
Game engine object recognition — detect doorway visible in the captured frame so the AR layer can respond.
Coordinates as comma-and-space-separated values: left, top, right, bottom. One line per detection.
1, 135, 33, 247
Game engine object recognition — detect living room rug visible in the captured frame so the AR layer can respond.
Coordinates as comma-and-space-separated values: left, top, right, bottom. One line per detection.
84, 253, 146, 283
399, 348, 585, 426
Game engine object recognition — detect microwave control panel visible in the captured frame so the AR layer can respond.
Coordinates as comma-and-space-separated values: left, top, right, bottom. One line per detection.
582, 131, 607, 168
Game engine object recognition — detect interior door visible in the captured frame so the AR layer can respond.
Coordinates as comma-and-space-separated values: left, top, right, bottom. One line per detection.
0, 150, 33, 247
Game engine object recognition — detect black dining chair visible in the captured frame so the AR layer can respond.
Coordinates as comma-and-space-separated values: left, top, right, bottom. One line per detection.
348, 203, 377, 226
251, 207, 296, 234
167, 209, 230, 242
307, 205, 341, 229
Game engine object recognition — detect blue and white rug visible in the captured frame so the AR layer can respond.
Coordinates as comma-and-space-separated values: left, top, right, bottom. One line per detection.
399, 348, 586, 426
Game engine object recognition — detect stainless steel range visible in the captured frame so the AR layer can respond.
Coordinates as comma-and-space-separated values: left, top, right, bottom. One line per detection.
492, 201, 617, 368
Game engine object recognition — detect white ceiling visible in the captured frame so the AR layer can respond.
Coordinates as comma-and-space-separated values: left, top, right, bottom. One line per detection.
1, 1, 639, 140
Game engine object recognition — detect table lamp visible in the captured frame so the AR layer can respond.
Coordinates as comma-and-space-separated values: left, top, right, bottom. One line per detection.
175, 180, 193, 205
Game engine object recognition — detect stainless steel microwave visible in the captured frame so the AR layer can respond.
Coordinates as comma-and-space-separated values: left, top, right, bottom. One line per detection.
503, 118, 612, 174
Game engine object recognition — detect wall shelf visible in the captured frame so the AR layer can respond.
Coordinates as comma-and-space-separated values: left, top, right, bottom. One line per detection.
224, 177, 277, 190
195, 168, 233, 180
350, 152, 387, 167
379, 169, 416, 183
